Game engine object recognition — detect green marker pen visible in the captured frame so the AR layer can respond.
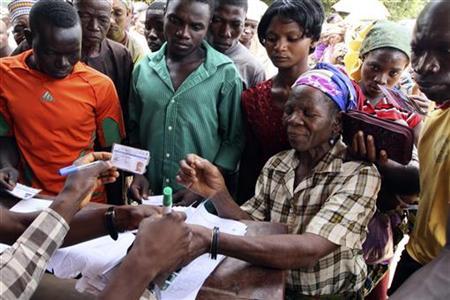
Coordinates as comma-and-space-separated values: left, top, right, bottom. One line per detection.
163, 186, 173, 215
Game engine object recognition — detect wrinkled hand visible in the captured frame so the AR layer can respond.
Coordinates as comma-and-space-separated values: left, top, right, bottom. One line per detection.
176, 154, 226, 199
131, 212, 191, 277
173, 189, 203, 206
0, 166, 19, 190
61, 152, 117, 207
130, 174, 150, 201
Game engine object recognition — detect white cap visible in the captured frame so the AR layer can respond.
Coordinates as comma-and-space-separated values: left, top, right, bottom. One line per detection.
246, 0, 268, 22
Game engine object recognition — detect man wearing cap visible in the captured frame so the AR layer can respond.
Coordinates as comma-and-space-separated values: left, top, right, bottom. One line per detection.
107, 0, 150, 63
239, 0, 275, 78
208, 0, 265, 89
7, 0, 36, 45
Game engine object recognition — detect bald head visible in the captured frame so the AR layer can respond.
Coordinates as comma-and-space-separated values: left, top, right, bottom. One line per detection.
411, 0, 450, 103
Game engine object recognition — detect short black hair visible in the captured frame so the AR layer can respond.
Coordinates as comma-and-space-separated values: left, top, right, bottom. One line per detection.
29, 0, 79, 33
257, 0, 324, 45
166, 0, 216, 17
215, 0, 247, 12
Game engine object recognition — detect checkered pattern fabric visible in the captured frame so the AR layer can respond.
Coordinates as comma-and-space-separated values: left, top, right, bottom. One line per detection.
0, 208, 69, 300
241, 140, 381, 296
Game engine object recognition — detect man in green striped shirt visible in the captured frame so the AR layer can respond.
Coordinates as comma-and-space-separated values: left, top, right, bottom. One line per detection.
129, 0, 244, 202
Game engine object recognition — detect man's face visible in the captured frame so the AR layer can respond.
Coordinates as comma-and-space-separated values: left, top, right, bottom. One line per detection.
31, 22, 82, 79
75, 0, 112, 47
108, 0, 131, 42
164, 0, 210, 58
208, 4, 245, 53
145, 9, 165, 52
240, 19, 258, 47
12, 15, 29, 45
411, 3, 450, 103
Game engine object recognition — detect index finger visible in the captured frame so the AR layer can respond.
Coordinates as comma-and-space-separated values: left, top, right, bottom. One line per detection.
167, 211, 187, 222
74, 152, 112, 166
185, 154, 204, 166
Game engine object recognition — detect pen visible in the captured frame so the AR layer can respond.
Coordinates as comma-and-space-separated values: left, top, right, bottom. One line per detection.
163, 186, 173, 215
58, 160, 105, 176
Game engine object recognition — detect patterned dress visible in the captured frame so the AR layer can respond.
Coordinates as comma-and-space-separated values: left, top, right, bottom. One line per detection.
238, 79, 291, 203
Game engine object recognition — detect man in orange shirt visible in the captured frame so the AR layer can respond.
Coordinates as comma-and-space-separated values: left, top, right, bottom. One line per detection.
0, 0, 124, 203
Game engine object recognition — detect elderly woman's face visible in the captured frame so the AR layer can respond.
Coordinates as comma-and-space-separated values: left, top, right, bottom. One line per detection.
283, 85, 338, 152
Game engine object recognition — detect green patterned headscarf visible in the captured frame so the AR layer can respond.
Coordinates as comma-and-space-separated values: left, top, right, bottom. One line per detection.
360, 20, 411, 60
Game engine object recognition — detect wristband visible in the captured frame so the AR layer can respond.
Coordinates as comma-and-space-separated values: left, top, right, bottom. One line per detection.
210, 226, 219, 260
105, 206, 119, 241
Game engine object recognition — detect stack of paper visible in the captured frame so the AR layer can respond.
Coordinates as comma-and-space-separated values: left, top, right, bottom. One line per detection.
5, 198, 247, 300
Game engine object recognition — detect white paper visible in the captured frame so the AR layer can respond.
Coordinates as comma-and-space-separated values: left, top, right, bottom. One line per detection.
6, 183, 41, 200
6, 199, 247, 300
161, 203, 247, 300
142, 195, 163, 206
47, 233, 135, 279
9, 198, 52, 213
0, 243, 9, 253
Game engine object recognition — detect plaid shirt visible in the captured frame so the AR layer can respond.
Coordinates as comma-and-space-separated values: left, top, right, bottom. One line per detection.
241, 140, 381, 296
0, 208, 69, 300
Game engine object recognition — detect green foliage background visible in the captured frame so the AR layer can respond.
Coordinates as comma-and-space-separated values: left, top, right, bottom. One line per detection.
136, 0, 428, 21
261, 0, 428, 21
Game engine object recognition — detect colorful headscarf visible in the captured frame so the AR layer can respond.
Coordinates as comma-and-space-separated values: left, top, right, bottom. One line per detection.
293, 63, 357, 112
345, 20, 411, 81
7, 0, 37, 23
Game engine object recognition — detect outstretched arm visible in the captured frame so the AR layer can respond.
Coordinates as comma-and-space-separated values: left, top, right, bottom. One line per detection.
176, 154, 251, 220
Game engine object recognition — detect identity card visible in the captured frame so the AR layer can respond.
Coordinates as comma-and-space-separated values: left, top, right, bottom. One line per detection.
7, 183, 41, 199
111, 144, 150, 175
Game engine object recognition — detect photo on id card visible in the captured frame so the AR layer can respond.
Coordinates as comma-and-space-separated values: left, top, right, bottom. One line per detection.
111, 144, 150, 175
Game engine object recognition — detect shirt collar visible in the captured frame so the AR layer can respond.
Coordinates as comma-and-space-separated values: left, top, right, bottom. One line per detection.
148, 40, 232, 73
8, 49, 86, 76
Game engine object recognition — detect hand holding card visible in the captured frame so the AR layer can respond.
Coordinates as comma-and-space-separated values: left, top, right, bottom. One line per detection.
111, 144, 151, 175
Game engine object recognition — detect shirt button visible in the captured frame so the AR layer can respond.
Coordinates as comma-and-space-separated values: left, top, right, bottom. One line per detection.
166, 153, 170, 158
166, 178, 170, 183
168, 126, 173, 131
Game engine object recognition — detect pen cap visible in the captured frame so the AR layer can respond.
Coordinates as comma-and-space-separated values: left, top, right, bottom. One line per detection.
163, 186, 173, 207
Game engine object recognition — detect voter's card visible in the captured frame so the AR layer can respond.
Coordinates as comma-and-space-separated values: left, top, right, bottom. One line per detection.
7, 183, 41, 199
111, 144, 150, 175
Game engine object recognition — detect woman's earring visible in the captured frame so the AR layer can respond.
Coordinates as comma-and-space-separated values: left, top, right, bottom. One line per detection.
329, 137, 336, 146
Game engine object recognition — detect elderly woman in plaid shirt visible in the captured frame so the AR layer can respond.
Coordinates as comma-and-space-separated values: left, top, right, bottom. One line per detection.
178, 63, 381, 299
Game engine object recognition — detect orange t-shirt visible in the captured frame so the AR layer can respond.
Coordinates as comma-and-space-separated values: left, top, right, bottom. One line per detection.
0, 50, 125, 202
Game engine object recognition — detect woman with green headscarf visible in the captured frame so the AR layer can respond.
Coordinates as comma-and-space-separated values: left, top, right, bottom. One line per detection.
345, 20, 423, 300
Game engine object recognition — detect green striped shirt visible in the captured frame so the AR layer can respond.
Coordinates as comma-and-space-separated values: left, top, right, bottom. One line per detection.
129, 41, 244, 194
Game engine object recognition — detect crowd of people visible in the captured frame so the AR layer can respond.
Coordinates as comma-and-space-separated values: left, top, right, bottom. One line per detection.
0, 0, 449, 299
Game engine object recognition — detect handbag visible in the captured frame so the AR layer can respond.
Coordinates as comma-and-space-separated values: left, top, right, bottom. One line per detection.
342, 110, 414, 165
